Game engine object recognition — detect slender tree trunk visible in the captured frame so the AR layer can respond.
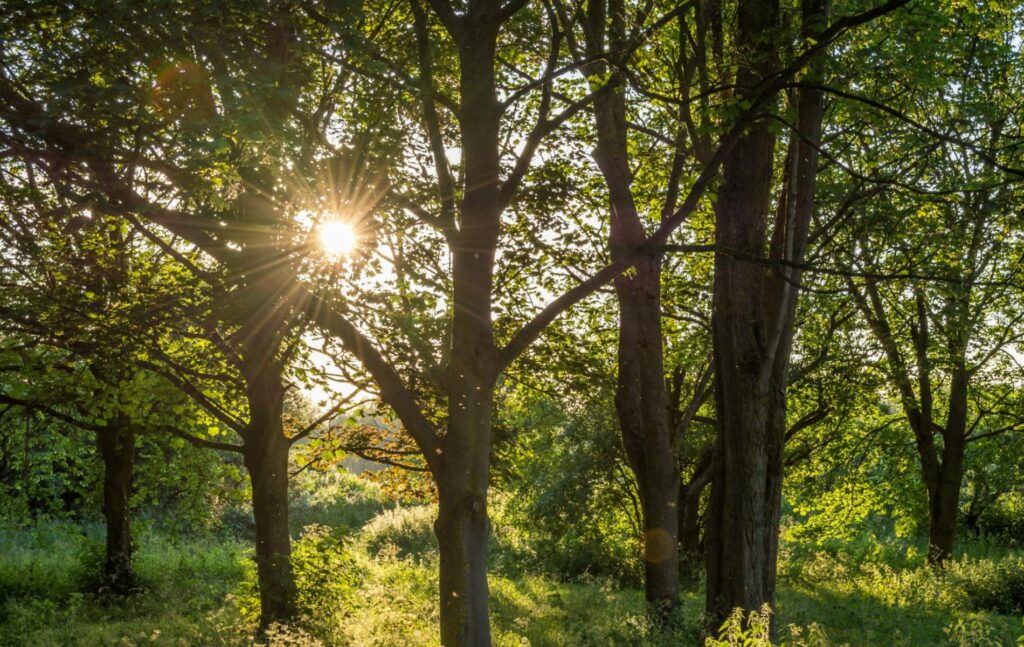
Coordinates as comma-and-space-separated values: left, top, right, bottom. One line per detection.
97, 414, 135, 593
585, 0, 680, 617
927, 366, 968, 564
241, 364, 296, 633
678, 475, 707, 585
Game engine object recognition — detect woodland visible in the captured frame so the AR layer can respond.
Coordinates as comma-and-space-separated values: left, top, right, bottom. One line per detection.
0, 0, 1023, 645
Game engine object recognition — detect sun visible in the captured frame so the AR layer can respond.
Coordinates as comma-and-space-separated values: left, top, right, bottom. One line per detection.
318, 220, 357, 257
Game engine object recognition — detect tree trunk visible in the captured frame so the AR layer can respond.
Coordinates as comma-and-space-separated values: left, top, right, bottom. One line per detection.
678, 475, 707, 586
927, 366, 968, 564
97, 415, 135, 594
241, 365, 297, 633
704, 0, 826, 632
927, 471, 961, 564
436, 325, 495, 645
614, 263, 681, 617
704, 72, 783, 636
585, 0, 680, 617
705, 369, 785, 627
431, 8, 505, 643
435, 419, 492, 647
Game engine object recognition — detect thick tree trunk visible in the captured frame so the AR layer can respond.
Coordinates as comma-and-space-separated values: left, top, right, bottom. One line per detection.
241, 365, 297, 633
704, 82, 783, 634
97, 415, 135, 594
927, 471, 962, 564
705, 370, 785, 627
614, 263, 681, 616
705, 0, 826, 632
436, 347, 496, 645
435, 422, 492, 647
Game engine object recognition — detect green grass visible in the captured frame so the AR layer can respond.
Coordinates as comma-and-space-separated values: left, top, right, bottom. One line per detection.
0, 522, 250, 646
2, 510, 1023, 645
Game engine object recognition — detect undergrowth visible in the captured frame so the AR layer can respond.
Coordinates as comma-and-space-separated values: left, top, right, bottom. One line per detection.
2, 499, 1024, 645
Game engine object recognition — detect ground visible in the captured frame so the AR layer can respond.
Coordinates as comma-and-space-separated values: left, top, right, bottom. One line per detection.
1, 482, 1021, 646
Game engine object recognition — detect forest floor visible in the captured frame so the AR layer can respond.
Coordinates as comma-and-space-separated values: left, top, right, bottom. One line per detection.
1, 480, 1022, 646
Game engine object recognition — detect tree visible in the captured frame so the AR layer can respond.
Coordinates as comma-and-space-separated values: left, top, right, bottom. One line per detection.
824, 0, 1024, 564
0, 0, 913, 642
701, 0, 831, 630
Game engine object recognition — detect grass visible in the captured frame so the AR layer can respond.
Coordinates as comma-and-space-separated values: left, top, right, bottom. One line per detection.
0, 522, 250, 646
1, 499, 1023, 645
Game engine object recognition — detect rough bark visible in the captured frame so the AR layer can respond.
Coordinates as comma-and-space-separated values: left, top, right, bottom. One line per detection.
97, 415, 135, 594
434, 8, 503, 644
705, 0, 827, 631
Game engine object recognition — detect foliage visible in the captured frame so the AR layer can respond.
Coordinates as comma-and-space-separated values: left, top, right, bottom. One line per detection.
4, 488, 1024, 645
493, 389, 643, 586
359, 504, 439, 562
0, 0, 1023, 643
704, 605, 830, 647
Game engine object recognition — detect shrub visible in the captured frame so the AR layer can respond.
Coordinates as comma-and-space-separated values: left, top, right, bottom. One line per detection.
953, 555, 1024, 615
944, 614, 1006, 647
289, 469, 385, 534
360, 504, 438, 561
292, 524, 359, 641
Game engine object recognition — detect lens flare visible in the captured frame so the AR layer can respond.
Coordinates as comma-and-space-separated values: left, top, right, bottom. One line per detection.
319, 220, 356, 257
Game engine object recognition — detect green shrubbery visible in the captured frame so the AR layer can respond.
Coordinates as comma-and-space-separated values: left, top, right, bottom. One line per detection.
4, 482, 1024, 646
288, 470, 386, 535
359, 504, 438, 561
0, 523, 250, 646
953, 555, 1024, 615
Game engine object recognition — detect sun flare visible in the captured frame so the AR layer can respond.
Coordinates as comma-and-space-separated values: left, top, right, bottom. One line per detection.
318, 220, 357, 257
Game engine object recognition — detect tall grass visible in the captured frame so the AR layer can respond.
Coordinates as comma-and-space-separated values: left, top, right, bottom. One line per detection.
2, 496, 1024, 645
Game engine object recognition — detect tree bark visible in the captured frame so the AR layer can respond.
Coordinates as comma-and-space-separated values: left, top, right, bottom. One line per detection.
678, 458, 712, 586
678, 479, 704, 586
435, 405, 493, 647
97, 414, 135, 594
926, 364, 968, 564
585, 0, 680, 617
434, 9, 503, 644
241, 360, 297, 633
705, 0, 827, 631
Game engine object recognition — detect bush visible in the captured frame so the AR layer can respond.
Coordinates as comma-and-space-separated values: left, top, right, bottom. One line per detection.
0, 522, 91, 602
293, 525, 360, 642
704, 605, 830, 647
359, 504, 438, 561
0, 523, 250, 646
953, 555, 1024, 615
289, 469, 386, 534
944, 614, 1008, 647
